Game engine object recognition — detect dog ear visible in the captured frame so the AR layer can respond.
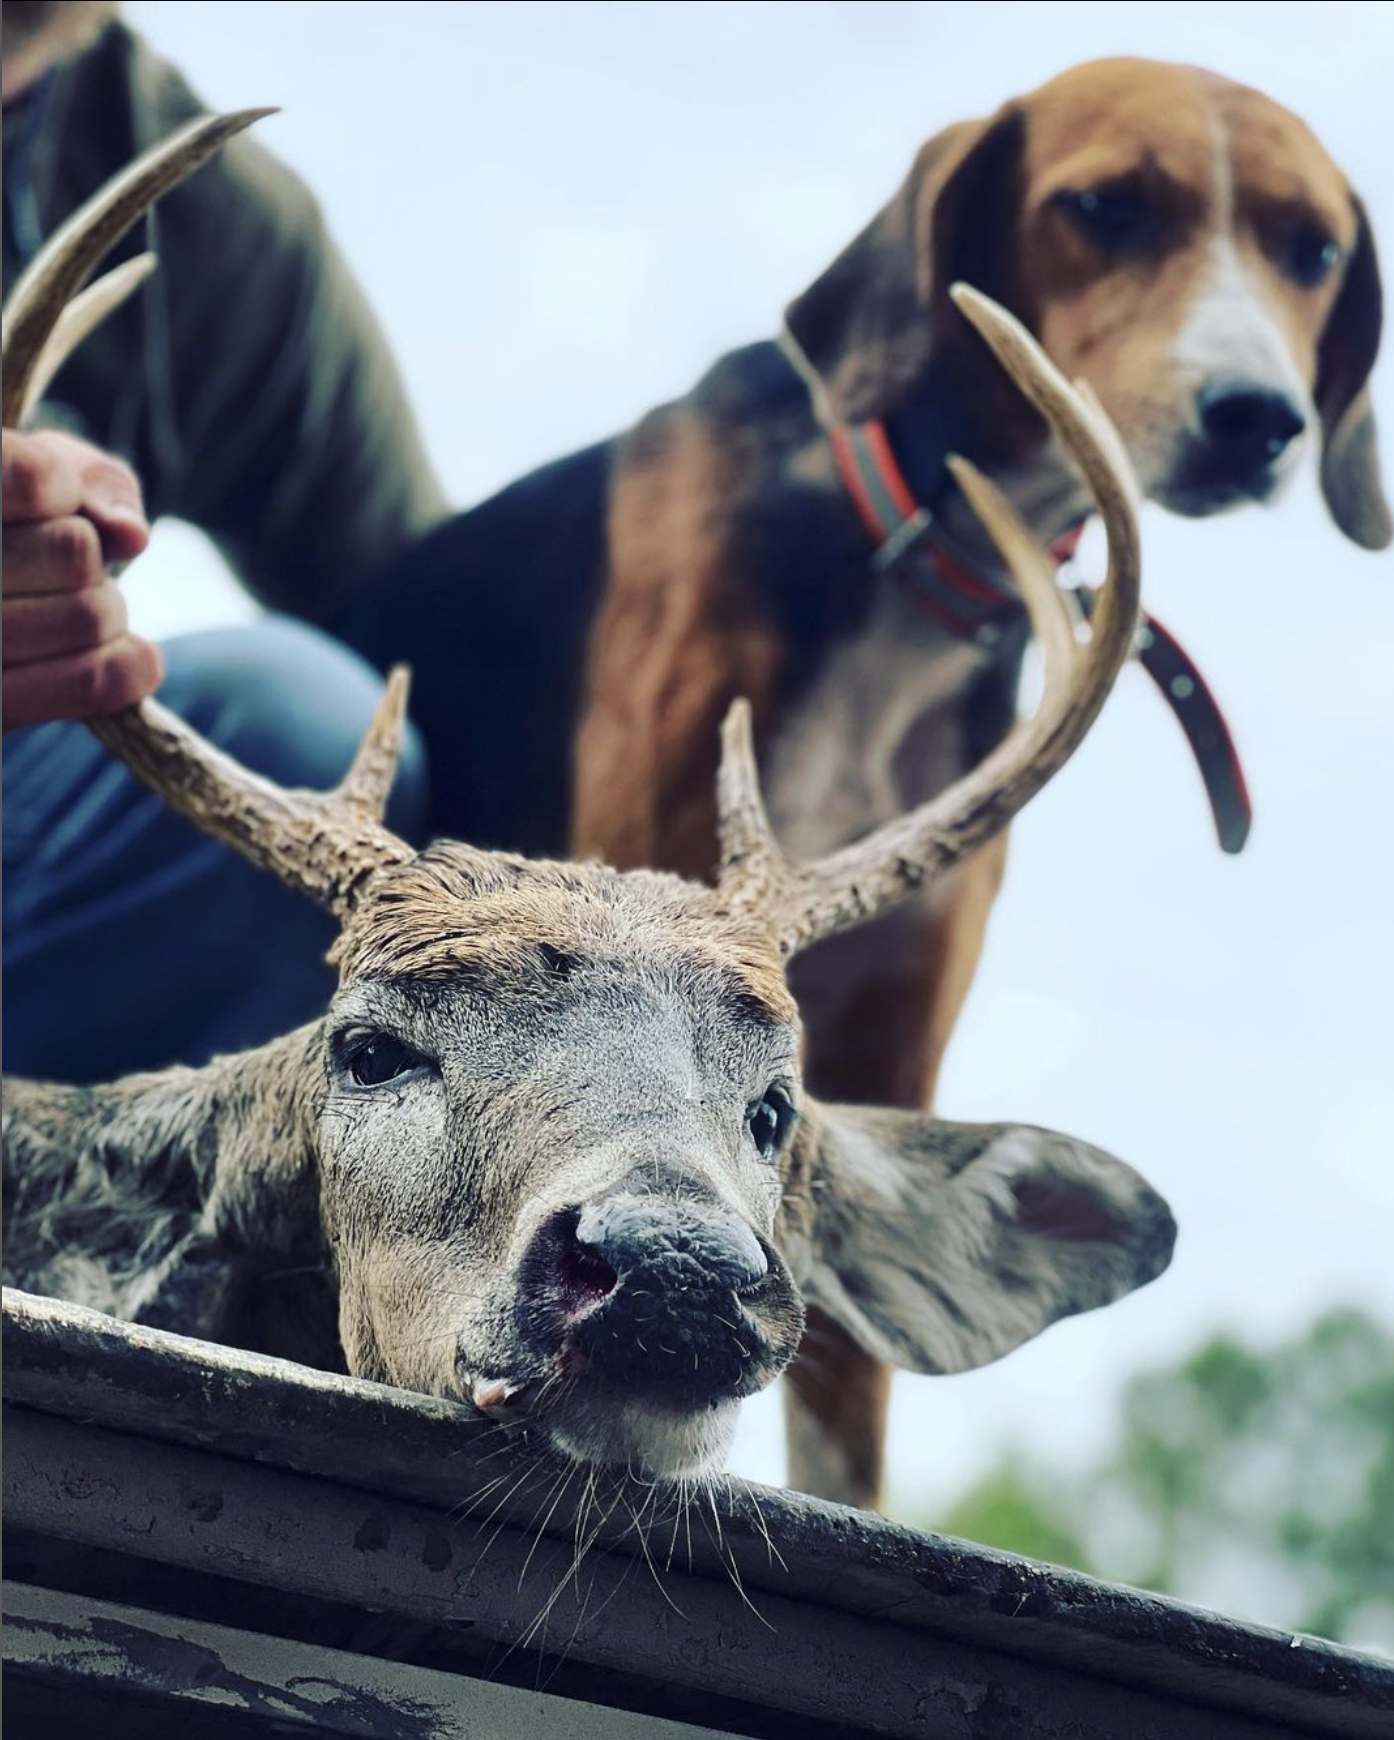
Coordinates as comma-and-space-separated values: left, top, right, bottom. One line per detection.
783, 106, 1025, 424
782, 1104, 1175, 1375
1317, 194, 1390, 550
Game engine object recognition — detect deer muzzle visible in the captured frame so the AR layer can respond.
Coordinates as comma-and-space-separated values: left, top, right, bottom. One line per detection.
520, 1193, 803, 1408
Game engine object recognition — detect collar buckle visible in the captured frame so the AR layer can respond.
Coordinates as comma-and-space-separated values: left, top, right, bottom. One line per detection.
870, 507, 934, 575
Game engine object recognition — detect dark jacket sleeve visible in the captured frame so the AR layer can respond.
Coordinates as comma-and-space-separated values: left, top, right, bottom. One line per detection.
7, 23, 448, 619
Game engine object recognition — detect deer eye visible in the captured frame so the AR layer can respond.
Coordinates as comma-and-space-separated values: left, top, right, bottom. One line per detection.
746, 1087, 796, 1161
340, 1031, 431, 1088
1055, 183, 1156, 253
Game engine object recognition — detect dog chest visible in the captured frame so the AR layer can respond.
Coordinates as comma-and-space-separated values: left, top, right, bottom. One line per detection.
761, 585, 992, 861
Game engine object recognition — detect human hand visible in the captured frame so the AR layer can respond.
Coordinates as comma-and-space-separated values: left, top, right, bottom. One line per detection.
2, 428, 162, 732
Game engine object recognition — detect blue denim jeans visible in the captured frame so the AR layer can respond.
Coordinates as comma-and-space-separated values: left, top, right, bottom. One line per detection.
3, 617, 428, 1084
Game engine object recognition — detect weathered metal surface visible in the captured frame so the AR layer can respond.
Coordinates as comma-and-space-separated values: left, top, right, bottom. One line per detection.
12, 1405, 1286, 1740
3, 1578, 734, 1739
5, 1288, 1393, 1739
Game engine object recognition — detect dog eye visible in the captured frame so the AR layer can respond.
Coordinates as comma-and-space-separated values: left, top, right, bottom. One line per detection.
1282, 222, 1342, 289
746, 1087, 796, 1160
341, 1031, 431, 1087
1056, 185, 1155, 253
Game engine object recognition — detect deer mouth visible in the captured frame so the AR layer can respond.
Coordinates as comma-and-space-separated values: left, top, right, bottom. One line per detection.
465, 1353, 750, 1478
472, 1201, 804, 1474
468, 1373, 547, 1421
543, 1389, 746, 1479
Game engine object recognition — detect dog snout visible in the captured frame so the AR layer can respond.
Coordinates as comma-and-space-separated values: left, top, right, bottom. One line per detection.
1196, 379, 1307, 473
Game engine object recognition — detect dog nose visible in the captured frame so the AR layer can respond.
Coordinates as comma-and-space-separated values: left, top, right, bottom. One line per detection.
1197, 381, 1306, 469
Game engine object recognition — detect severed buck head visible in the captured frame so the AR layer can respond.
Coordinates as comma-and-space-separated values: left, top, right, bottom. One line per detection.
2, 113, 1174, 1479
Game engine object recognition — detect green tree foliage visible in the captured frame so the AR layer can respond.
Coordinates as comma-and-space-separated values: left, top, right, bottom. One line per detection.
937, 1455, 1095, 1575
925, 1310, 1394, 1652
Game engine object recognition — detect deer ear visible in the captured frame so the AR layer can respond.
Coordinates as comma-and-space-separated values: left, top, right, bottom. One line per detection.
1317, 194, 1390, 550
788, 1105, 1175, 1375
2, 1026, 323, 1335
782, 105, 1025, 423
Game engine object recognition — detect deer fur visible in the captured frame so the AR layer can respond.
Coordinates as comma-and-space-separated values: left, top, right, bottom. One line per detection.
3, 838, 1175, 1477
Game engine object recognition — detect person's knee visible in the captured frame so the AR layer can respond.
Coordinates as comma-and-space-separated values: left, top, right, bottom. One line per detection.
158, 617, 430, 842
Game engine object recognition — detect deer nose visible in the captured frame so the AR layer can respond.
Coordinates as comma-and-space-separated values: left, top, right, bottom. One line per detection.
1196, 380, 1306, 470
556, 1193, 772, 1398
574, 1193, 768, 1292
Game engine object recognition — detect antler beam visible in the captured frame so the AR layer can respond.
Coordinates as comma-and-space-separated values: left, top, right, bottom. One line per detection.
716, 283, 1143, 956
1, 109, 414, 919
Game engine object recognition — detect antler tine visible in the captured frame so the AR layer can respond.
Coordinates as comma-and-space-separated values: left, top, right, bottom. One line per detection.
951, 285, 1141, 666
946, 455, 1079, 691
89, 676, 416, 919
716, 699, 796, 908
2, 108, 274, 425
716, 463, 1081, 918
728, 284, 1141, 956
3, 107, 411, 918
19, 255, 158, 424
336, 665, 412, 819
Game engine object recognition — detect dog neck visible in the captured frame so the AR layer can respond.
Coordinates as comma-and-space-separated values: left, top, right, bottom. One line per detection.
777, 320, 1094, 615
878, 358, 1093, 564
778, 319, 1095, 581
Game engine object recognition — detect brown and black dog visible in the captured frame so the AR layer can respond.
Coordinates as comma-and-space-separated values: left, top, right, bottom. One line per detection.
337, 58, 1387, 1510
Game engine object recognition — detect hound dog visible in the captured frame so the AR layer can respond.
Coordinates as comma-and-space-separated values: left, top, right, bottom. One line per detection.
335, 57, 1387, 1511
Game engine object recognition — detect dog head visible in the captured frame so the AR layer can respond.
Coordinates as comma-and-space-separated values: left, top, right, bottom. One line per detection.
786, 57, 1387, 550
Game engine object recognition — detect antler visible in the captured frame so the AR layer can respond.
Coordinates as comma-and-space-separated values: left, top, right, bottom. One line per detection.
2, 109, 414, 918
716, 283, 1142, 956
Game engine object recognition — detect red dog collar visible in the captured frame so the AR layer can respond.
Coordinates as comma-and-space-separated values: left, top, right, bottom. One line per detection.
829, 416, 1252, 855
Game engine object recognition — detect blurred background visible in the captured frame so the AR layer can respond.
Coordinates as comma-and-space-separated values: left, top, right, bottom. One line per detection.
120, 1, 1393, 1648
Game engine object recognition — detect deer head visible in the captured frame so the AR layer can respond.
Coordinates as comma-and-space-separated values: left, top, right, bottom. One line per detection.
2, 113, 1173, 1479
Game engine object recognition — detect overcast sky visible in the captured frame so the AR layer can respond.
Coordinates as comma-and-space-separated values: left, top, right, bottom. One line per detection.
120, 1, 1392, 1525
